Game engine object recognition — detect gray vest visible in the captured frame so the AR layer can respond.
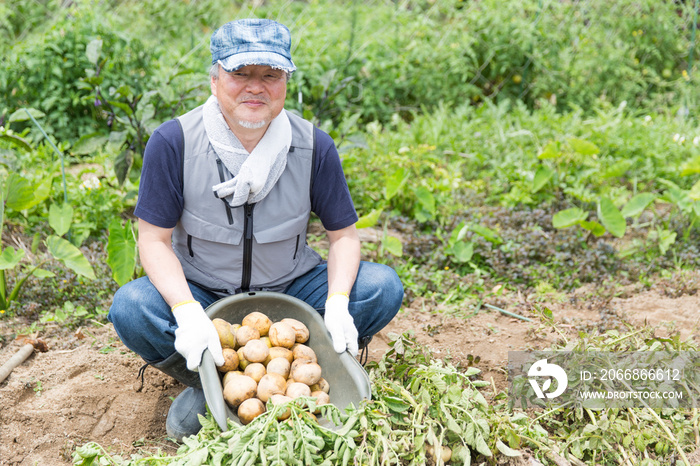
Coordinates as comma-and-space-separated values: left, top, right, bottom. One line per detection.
171, 106, 322, 295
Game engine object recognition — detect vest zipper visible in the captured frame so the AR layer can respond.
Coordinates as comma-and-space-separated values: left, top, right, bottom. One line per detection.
293, 234, 300, 260
187, 235, 194, 257
241, 202, 255, 292
215, 158, 234, 225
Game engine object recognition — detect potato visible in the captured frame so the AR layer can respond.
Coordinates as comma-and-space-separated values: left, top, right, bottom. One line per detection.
268, 394, 292, 420
309, 377, 330, 394
283, 411, 317, 426
265, 347, 293, 365
237, 347, 250, 370
285, 377, 296, 391
244, 339, 270, 363
281, 318, 310, 343
244, 362, 266, 383
236, 325, 260, 347
222, 370, 243, 387
266, 357, 291, 379
291, 361, 322, 386
256, 373, 287, 402
291, 344, 317, 363
426, 444, 452, 464
290, 358, 311, 374
260, 336, 272, 348
237, 397, 266, 425
311, 390, 330, 414
213, 318, 236, 348
242, 311, 272, 337
223, 374, 257, 409
218, 347, 240, 372
286, 382, 311, 399
268, 322, 296, 348
311, 390, 330, 403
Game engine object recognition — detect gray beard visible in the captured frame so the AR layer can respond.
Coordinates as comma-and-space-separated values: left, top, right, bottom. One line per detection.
238, 119, 267, 129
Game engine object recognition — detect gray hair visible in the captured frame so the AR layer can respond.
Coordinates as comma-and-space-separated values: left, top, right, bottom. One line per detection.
209, 63, 291, 82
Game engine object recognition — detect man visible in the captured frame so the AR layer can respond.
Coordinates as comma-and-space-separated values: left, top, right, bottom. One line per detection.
108, 19, 403, 441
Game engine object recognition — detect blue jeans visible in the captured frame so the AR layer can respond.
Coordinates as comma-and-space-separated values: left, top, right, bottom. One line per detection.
108, 261, 403, 363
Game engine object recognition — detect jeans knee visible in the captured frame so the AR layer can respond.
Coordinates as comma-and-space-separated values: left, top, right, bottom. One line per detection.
385, 270, 404, 312
370, 265, 404, 315
108, 278, 164, 330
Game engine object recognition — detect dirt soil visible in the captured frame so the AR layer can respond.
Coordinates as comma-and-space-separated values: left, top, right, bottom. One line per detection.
1, 277, 698, 465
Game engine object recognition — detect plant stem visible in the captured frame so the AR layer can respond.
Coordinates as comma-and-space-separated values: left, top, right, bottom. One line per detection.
22, 108, 68, 204
483, 303, 532, 322
528, 400, 575, 429
0, 269, 7, 310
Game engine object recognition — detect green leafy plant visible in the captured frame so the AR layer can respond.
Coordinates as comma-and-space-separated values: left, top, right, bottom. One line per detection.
106, 218, 138, 287
0, 175, 95, 311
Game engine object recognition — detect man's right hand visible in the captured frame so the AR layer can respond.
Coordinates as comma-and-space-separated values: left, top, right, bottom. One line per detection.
171, 301, 225, 370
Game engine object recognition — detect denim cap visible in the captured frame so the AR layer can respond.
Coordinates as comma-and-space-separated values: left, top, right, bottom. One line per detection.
210, 19, 296, 74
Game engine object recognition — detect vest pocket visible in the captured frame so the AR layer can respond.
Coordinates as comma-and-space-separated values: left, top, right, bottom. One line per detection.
250, 216, 308, 285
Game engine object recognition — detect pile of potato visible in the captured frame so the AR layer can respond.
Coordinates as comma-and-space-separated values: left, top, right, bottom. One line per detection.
212, 311, 331, 425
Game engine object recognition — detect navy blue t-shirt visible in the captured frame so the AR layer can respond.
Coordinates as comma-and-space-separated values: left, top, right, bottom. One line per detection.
134, 118, 358, 231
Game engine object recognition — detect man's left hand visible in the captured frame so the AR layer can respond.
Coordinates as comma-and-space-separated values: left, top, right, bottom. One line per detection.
324, 293, 359, 356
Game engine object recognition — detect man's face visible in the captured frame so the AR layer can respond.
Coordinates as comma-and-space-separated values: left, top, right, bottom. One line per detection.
210, 64, 287, 135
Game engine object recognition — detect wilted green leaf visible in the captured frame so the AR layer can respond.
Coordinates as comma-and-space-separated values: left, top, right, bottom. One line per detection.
496, 440, 522, 457
621, 193, 656, 217
107, 218, 137, 286
46, 236, 95, 279
474, 432, 492, 457
383, 395, 410, 413
598, 197, 626, 238
49, 203, 74, 237
552, 207, 588, 228
356, 209, 382, 229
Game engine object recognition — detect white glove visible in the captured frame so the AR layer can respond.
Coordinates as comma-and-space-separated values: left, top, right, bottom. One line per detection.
324, 293, 359, 357
171, 301, 225, 371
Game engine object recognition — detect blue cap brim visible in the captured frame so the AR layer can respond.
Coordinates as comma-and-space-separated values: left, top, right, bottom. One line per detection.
218, 52, 296, 74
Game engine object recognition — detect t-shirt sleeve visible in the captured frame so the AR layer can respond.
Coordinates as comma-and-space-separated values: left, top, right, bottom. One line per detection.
310, 128, 359, 231
133, 119, 184, 228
